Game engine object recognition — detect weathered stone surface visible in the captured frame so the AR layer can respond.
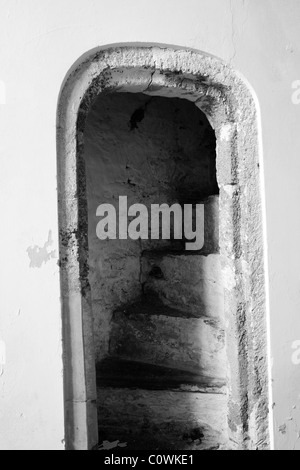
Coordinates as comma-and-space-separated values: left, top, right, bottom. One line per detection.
141, 253, 224, 319
97, 386, 228, 450
109, 303, 226, 379
97, 357, 226, 393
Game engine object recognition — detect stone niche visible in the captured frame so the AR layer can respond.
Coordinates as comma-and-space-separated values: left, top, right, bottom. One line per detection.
57, 46, 269, 451
83, 92, 227, 450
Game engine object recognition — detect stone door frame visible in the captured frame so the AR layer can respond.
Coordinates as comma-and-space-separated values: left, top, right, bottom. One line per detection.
57, 44, 271, 450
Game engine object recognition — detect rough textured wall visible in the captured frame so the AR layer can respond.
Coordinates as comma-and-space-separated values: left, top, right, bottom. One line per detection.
84, 92, 218, 361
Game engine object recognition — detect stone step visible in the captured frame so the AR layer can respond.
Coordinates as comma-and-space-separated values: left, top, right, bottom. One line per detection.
109, 298, 226, 378
113, 291, 202, 319
141, 252, 224, 319
97, 384, 228, 450
97, 357, 226, 393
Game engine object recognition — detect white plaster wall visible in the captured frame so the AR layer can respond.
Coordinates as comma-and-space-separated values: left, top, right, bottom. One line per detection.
0, 0, 299, 450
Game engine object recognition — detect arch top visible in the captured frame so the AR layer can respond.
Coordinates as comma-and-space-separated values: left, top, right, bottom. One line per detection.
57, 43, 259, 195
58, 43, 257, 135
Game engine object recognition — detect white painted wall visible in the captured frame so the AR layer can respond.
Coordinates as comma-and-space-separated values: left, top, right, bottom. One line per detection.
0, 0, 299, 450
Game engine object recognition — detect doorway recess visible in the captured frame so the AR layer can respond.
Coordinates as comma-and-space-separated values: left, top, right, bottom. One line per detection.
57, 44, 270, 450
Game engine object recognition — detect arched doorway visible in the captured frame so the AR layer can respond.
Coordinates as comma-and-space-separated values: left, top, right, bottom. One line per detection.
57, 45, 270, 450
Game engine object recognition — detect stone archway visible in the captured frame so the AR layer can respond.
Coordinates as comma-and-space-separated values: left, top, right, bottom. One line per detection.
57, 45, 270, 450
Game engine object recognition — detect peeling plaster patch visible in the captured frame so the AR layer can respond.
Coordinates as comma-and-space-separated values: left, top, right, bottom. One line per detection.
98, 440, 127, 450
27, 231, 57, 268
278, 424, 287, 435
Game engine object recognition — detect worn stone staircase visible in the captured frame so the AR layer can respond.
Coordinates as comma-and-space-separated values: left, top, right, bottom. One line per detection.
96, 201, 228, 450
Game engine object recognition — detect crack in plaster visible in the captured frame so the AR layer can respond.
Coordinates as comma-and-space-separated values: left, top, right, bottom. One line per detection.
229, 0, 237, 64
143, 70, 155, 92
